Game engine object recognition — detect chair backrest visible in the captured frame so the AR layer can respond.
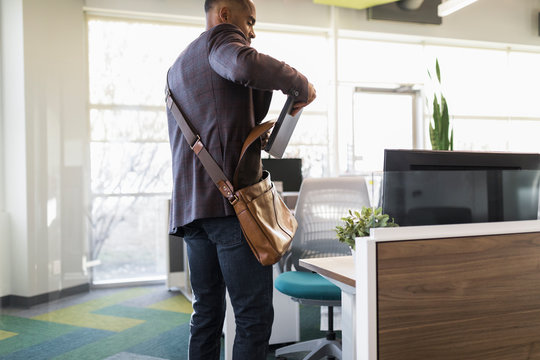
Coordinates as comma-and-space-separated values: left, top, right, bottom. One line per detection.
288, 176, 371, 271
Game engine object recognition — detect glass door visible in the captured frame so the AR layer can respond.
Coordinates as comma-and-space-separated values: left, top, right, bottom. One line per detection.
350, 86, 421, 172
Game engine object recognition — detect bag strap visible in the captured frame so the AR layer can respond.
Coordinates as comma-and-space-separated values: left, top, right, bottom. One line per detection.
232, 120, 275, 186
165, 71, 274, 203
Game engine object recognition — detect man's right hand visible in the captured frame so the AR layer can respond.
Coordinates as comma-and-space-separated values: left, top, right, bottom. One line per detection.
291, 82, 316, 116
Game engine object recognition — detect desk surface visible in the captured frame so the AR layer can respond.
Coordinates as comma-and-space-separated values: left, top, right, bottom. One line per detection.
299, 256, 355, 287
370, 219, 540, 243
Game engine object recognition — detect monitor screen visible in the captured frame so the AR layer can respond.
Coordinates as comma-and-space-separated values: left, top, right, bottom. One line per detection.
382, 149, 540, 226
262, 158, 303, 192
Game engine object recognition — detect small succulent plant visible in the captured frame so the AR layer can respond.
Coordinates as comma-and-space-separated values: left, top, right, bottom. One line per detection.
335, 207, 398, 250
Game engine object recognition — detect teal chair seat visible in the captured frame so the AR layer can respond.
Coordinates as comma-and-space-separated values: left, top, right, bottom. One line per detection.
275, 271, 341, 301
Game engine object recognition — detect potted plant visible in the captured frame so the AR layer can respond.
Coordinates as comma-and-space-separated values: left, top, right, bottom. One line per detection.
335, 207, 398, 256
428, 59, 454, 151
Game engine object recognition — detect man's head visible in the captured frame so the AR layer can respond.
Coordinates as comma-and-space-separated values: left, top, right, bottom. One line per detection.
205, 0, 256, 42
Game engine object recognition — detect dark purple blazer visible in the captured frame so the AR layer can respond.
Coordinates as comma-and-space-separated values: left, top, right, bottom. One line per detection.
166, 23, 308, 235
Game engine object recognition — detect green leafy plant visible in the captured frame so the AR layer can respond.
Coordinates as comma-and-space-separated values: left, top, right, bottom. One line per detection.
428, 59, 454, 151
335, 207, 398, 250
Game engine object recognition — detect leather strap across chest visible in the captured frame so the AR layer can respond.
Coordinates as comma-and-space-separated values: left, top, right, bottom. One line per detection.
165, 72, 275, 203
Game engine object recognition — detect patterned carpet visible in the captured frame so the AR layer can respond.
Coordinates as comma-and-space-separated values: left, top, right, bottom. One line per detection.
0, 285, 336, 360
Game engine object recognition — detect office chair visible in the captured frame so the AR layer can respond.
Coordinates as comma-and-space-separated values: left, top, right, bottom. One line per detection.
274, 176, 370, 360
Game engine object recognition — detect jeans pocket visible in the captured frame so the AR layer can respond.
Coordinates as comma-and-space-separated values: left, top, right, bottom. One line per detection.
204, 216, 244, 247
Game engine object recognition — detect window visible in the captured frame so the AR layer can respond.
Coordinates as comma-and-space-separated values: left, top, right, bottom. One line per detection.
424, 46, 540, 152
254, 29, 332, 177
424, 46, 509, 117
508, 52, 540, 118
351, 89, 417, 171
87, 17, 330, 283
337, 36, 540, 171
88, 18, 204, 283
337, 37, 424, 173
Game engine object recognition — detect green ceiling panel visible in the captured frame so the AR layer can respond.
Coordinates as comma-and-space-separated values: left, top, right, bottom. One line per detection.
313, 0, 399, 10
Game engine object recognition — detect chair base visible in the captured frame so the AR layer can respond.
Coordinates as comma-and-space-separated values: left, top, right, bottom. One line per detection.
275, 337, 342, 360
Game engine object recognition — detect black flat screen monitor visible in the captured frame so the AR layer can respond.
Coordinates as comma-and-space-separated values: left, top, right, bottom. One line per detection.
262, 158, 302, 192
382, 149, 540, 226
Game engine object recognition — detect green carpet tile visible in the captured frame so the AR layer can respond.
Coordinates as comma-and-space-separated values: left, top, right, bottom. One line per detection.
0, 285, 340, 360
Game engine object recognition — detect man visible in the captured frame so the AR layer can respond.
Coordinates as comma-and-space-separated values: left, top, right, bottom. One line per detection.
166, 0, 316, 359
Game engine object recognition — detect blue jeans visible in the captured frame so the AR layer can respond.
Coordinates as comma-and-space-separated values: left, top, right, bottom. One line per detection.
182, 216, 274, 360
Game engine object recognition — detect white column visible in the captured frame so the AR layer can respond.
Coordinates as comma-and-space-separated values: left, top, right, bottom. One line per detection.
1, 0, 28, 297
0, 0, 89, 298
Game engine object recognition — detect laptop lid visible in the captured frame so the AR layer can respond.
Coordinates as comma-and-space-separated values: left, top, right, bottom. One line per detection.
264, 95, 303, 158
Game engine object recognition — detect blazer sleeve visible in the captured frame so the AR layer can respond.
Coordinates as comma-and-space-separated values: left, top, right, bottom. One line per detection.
207, 23, 309, 103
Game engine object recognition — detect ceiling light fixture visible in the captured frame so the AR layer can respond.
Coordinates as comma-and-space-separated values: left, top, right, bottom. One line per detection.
437, 0, 478, 17
397, 0, 425, 11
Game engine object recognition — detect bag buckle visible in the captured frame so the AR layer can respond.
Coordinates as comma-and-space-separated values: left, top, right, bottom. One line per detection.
165, 88, 173, 109
190, 135, 202, 150
229, 194, 239, 205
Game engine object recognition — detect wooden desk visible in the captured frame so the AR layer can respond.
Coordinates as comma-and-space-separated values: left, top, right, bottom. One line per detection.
298, 221, 540, 360
357, 220, 540, 360
300, 256, 355, 288
300, 256, 356, 360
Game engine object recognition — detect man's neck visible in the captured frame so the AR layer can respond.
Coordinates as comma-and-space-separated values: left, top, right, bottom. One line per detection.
206, 12, 222, 30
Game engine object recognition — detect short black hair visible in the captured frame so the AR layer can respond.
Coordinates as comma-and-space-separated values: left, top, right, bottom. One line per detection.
204, 0, 248, 13
204, 0, 214, 13
204, 0, 216, 13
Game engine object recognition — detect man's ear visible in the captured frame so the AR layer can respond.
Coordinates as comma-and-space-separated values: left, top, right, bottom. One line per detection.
218, 7, 230, 23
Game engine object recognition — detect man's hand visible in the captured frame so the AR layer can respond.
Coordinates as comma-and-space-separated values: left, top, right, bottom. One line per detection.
260, 129, 271, 148
291, 82, 316, 116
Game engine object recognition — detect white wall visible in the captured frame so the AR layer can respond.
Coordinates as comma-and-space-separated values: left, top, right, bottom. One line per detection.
0, 0, 4, 213
0, 212, 10, 297
1, 0, 89, 298
0, 0, 7, 297
1, 0, 26, 298
24, 0, 89, 296
0, 16, 8, 297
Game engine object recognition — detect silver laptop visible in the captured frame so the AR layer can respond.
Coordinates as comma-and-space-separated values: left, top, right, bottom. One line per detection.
264, 95, 303, 158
